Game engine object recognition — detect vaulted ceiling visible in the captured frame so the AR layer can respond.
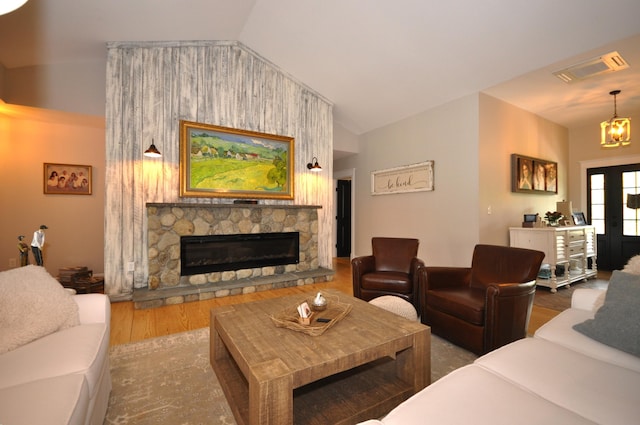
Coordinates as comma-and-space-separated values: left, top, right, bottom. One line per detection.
1, 0, 639, 135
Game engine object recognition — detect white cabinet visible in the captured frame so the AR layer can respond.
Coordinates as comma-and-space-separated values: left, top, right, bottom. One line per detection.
509, 226, 597, 293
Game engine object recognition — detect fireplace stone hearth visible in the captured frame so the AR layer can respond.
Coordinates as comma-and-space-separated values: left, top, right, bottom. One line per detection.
136, 203, 333, 309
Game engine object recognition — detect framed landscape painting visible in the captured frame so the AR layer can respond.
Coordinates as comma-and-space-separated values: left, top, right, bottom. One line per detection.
43, 163, 92, 195
179, 120, 294, 200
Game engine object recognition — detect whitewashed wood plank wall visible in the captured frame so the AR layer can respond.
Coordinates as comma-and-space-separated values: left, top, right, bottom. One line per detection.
105, 41, 333, 298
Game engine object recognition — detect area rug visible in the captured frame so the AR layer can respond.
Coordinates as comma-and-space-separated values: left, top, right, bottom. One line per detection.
105, 327, 476, 424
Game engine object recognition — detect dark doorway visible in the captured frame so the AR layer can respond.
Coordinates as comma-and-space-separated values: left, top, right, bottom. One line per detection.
336, 179, 352, 257
587, 163, 640, 270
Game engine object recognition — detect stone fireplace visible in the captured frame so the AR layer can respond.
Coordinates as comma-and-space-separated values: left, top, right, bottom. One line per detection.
133, 203, 333, 309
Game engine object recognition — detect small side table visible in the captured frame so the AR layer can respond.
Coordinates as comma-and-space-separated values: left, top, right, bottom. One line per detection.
58, 268, 104, 294
67, 275, 104, 294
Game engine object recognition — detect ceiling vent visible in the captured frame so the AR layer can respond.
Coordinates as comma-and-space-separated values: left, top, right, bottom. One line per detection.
553, 51, 629, 84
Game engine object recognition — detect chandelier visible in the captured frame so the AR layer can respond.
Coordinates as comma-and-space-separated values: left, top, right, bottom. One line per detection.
600, 90, 631, 148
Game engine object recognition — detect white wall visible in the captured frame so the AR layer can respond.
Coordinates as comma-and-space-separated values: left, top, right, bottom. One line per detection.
479, 93, 569, 244
335, 94, 480, 267
335, 93, 571, 267
0, 103, 106, 274
333, 122, 359, 157
4, 61, 106, 117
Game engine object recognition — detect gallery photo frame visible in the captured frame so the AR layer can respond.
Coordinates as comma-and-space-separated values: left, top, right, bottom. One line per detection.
179, 120, 295, 200
43, 163, 92, 195
511, 154, 557, 194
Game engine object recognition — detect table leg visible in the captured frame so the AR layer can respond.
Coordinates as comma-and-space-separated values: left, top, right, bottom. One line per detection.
249, 359, 293, 425
396, 327, 430, 392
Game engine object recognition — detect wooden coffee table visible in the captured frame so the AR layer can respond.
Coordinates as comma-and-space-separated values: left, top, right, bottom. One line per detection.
210, 289, 430, 425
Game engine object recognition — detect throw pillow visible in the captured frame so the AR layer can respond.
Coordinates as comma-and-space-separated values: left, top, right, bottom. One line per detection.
0, 265, 80, 354
573, 270, 640, 357
623, 254, 640, 275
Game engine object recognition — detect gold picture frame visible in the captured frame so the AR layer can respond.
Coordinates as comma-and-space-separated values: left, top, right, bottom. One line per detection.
179, 120, 294, 200
43, 163, 92, 195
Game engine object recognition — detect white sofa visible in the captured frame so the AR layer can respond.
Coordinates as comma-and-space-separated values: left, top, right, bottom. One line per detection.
0, 274, 111, 425
359, 271, 640, 425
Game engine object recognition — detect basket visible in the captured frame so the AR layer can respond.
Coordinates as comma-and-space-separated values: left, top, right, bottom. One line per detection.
270, 295, 352, 336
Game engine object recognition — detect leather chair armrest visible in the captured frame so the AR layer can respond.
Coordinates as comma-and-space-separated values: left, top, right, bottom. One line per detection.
409, 257, 426, 305
409, 257, 425, 276
485, 280, 536, 298
420, 266, 471, 290
351, 255, 375, 274
484, 280, 536, 351
351, 255, 376, 299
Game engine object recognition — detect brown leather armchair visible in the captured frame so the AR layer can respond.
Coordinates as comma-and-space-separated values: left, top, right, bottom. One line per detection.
419, 244, 545, 355
352, 237, 424, 309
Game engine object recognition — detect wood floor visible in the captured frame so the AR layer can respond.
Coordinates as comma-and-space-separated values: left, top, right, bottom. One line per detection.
109, 258, 593, 346
110, 258, 354, 346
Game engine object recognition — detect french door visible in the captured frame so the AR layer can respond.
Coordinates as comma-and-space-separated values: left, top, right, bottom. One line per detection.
587, 163, 640, 270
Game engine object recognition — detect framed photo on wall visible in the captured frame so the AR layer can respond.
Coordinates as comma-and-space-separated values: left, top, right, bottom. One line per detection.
371, 160, 434, 195
179, 120, 294, 200
511, 154, 557, 194
43, 163, 92, 195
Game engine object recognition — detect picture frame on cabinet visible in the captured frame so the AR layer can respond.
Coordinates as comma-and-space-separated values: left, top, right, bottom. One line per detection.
511, 154, 558, 194
572, 212, 587, 225
179, 120, 294, 200
43, 163, 92, 195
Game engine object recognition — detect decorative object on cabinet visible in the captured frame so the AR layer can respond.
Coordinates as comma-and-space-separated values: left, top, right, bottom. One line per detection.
556, 201, 573, 220
522, 213, 538, 228
43, 163, 92, 195
509, 225, 597, 293
600, 89, 631, 148
371, 160, 434, 195
544, 211, 564, 226
572, 212, 587, 225
179, 120, 294, 200
511, 154, 557, 194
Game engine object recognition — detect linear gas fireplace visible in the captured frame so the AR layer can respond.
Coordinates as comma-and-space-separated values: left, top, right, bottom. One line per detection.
180, 232, 300, 276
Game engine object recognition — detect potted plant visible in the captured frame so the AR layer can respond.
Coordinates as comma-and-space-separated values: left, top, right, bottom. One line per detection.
544, 211, 563, 226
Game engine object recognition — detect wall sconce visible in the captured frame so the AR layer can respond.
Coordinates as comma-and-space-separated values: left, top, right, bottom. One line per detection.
306, 157, 322, 172
144, 139, 162, 158
601, 90, 631, 148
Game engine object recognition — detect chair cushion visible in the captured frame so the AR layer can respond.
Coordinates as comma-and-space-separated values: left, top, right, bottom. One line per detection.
0, 323, 109, 399
0, 374, 89, 425
426, 287, 485, 325
361, 272, 411, 293
469, 244, 544, 288
372, 237, 419, 273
